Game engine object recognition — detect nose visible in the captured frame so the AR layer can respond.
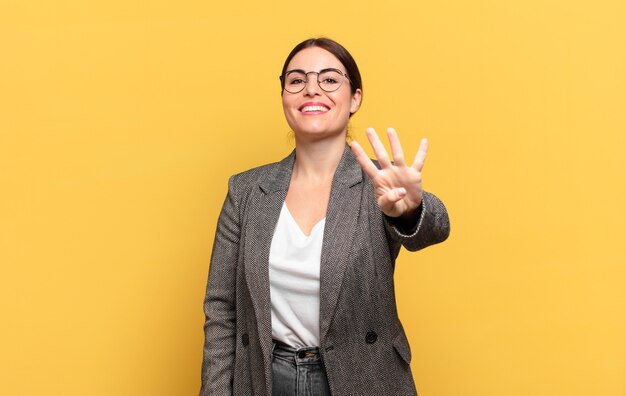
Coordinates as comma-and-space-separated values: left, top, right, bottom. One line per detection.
303, 72, 321, 96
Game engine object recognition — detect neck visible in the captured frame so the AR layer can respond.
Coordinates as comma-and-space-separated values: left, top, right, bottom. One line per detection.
292, 133, 346, 182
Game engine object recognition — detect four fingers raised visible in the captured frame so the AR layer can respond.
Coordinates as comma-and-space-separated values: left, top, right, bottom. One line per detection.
354, 127, 428, 171
352, 127, 428, 217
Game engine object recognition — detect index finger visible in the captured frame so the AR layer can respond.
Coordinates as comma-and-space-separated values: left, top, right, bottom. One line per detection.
365, 128, 392, 168
351, 140, 380, 181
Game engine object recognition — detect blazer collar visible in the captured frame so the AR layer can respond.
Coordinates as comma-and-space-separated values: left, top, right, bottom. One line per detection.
258, 144, 363, 194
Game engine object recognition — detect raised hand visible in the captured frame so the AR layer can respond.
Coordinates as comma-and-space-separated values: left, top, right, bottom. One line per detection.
351, 127, 428, 218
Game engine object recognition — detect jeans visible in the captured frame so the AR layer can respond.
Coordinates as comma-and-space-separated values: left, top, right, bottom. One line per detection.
272, 341, 331, 396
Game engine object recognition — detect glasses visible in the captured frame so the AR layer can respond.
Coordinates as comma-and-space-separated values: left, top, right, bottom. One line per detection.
280, 68, 349, 94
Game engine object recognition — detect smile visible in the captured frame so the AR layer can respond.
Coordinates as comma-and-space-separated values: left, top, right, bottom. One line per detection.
299, 103, 330, 114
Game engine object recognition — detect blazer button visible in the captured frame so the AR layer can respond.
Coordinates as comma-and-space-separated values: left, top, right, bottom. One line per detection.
241, 334, 249, 347
365, 331, 378, 344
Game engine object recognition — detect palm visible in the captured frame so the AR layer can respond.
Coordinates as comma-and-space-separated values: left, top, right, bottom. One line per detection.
351, 128, 427, 218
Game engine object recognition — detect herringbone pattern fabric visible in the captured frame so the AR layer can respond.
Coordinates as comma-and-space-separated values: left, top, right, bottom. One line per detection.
201, 145, 450, 396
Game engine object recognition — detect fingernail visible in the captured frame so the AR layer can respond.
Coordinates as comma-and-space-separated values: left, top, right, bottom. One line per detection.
398, 187, 407, 196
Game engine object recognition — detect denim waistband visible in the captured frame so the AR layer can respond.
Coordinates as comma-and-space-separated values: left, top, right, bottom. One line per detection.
272, 340, 323, 365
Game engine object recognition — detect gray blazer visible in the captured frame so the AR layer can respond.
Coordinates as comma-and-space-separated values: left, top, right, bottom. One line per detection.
201, 146, 450, 396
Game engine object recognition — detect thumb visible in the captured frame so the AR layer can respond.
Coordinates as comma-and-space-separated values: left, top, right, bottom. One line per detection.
378, 188, 406, 215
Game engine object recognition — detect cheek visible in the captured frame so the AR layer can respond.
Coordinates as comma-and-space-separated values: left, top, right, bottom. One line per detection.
282, 95, 298, 113
281, 98, 298, 129
333, 90, 352, 109
281, 98, 294, 121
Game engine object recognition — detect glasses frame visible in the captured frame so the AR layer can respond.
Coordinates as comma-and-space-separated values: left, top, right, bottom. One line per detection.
280, 68, 350, 94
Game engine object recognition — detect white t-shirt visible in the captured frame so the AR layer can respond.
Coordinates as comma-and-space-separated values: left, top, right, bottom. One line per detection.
269, 202, 325, 348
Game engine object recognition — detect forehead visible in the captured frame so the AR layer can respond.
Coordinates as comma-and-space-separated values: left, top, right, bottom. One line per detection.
286, 46, 345, 72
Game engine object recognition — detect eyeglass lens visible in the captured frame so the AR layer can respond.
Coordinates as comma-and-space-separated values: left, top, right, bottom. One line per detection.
283, 70, 344, 93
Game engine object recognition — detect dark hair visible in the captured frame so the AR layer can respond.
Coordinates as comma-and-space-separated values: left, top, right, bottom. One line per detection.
280, 38, 363, 100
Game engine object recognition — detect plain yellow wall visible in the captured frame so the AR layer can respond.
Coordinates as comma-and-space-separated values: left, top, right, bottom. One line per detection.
1, 0, 625, 395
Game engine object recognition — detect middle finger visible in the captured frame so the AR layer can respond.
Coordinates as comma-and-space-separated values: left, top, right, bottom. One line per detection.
386, 128, 406, 167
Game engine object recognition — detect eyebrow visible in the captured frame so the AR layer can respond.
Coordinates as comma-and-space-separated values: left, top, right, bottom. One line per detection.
285, 68, 344, 75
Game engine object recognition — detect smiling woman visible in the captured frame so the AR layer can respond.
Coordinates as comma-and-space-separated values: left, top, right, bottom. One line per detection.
200, 37, 450, 396
280, 46, 362, 146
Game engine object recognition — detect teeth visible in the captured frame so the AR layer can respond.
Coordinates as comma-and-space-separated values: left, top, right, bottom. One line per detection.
301, 105, 328, 113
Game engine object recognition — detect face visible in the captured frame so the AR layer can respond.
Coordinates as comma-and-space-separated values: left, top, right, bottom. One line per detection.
281, 46, 362, 141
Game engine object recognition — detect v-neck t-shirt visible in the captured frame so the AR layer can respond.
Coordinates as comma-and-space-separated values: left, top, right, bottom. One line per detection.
269, 202, 326, 348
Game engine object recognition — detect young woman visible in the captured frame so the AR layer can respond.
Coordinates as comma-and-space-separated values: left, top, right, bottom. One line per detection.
200, 37, 450, 396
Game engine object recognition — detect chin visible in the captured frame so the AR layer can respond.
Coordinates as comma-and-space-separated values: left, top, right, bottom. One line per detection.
293, 127, 346, 141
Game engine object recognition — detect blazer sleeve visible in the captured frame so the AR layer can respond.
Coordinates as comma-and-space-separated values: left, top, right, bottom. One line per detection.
200, 176, 240, 395
384, 191, 450, 252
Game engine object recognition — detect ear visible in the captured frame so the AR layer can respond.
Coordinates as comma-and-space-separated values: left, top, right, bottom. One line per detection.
350, 88, 362, 114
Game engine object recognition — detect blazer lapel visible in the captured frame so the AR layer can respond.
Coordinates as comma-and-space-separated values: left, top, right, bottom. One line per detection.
319, 146, 363, 342
243, 150, 294, 387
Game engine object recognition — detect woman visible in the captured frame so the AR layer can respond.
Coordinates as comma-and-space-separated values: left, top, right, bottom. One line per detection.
200, 38, 450, 396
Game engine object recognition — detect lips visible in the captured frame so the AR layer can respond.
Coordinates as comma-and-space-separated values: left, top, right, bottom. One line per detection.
298, 102, 330, 113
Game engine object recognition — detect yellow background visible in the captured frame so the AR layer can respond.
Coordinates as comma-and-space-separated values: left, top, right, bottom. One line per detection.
1, 0, 625, 395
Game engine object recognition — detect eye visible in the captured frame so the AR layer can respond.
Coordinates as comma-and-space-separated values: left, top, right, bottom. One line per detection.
289, 78, 305, 85
285, 72, 307, 86
319, 70, 343, 88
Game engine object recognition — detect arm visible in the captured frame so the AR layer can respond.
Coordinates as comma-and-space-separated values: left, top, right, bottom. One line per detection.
384, 191, 450, 252
351, 127, 450, 252
200, 176, 240, 396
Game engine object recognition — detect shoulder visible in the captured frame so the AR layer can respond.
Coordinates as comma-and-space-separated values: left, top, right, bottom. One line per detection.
226, 150, 295, 197
230, 161, 282, 186
227, 161, 284, 200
